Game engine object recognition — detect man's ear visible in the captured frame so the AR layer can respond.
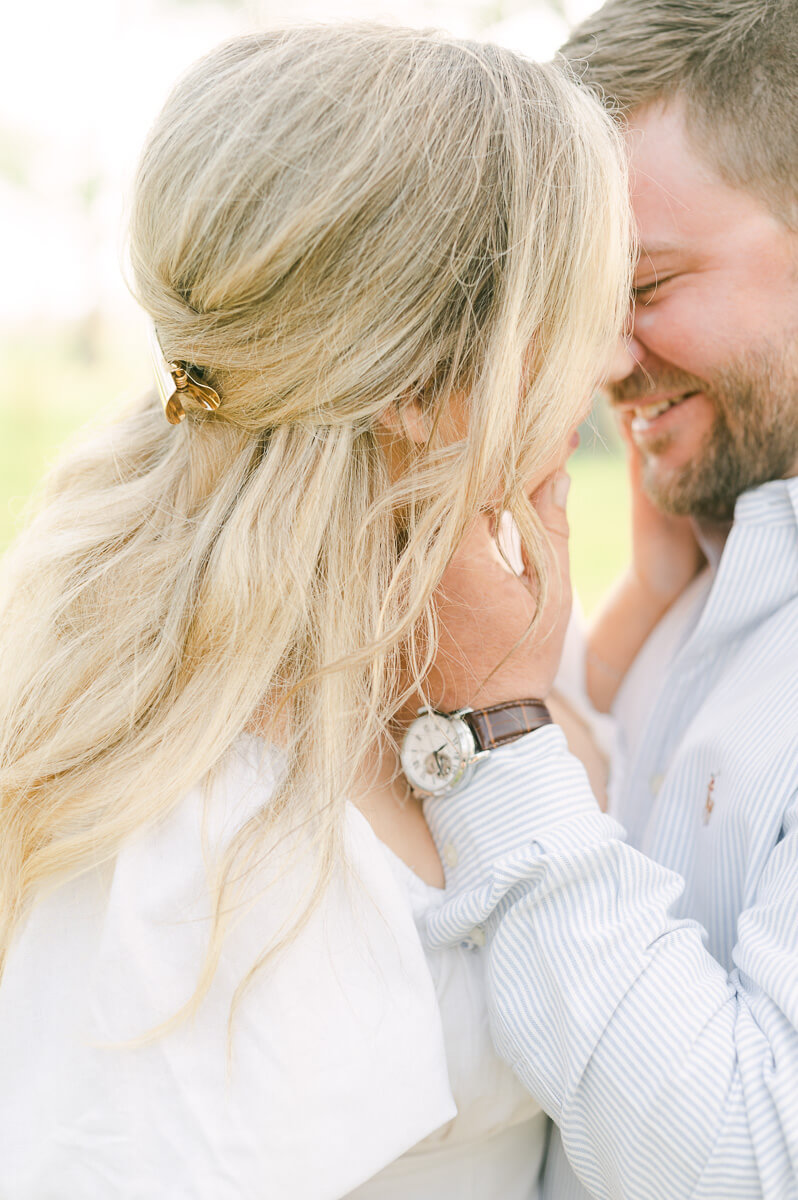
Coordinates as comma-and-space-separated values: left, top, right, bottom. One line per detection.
375, 394, 429, 445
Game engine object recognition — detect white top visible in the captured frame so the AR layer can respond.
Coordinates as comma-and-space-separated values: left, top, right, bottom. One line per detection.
0, 733, 545, 1199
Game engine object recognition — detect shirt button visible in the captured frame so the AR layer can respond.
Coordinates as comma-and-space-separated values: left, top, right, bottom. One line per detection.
443, 842, 459, 869
470, 926, 486, 947
650, 772, 665, 796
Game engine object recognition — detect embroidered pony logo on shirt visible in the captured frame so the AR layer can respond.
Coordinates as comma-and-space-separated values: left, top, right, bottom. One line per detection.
703, 774, 719, 825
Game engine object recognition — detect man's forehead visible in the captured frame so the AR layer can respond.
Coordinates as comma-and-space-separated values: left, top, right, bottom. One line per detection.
625, 98, 710, 180
624, 100, 718, 246
623, 98, 772, 258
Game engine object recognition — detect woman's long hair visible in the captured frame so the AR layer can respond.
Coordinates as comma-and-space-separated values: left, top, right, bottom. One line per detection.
0, 25, 632, 1050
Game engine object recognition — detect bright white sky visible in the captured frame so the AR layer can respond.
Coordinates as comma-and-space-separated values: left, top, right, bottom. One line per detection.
1, 0, 603, 326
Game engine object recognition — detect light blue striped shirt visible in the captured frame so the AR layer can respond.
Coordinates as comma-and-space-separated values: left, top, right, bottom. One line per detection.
423, 476, 798, 1199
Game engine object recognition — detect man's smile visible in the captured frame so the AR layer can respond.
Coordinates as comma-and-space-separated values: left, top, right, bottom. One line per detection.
612, 389, 706, 439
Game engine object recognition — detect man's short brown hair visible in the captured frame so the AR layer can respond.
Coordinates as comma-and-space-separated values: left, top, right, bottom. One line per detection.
559, 0, 798, 227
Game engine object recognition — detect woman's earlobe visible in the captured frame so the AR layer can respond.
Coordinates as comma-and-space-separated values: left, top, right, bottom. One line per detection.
376, 395, 429, 445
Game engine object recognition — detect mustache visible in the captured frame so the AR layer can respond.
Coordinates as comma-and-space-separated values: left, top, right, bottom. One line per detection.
608, 368, 707, 405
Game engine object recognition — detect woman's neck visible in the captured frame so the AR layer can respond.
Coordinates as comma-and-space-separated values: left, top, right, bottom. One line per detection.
348, 738, 445, 888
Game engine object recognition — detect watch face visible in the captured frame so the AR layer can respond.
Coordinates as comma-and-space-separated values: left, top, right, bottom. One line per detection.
400, 710, 474, 796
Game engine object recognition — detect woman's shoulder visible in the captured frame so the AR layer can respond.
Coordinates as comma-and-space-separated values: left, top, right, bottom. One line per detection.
67, 732, 437, 1008
7, 731, 423, 966
0, 733, 457, 1198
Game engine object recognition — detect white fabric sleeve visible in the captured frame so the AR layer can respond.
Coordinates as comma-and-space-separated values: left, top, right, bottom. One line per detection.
0, 740, 455, 1200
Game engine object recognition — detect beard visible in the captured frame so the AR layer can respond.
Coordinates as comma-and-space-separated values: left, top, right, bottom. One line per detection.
609, 343, 798, 521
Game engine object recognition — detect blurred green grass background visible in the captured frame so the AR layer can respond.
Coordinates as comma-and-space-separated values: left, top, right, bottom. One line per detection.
0, 328, 630, 615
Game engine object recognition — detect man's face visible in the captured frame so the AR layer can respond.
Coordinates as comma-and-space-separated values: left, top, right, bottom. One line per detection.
608, 99, 798, 521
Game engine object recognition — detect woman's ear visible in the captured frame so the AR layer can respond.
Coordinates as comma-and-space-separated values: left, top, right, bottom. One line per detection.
375, 394, 429, 445
377, 387, 473, 445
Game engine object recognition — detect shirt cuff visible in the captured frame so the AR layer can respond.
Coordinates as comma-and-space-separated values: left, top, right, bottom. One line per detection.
422, 724, 624, 896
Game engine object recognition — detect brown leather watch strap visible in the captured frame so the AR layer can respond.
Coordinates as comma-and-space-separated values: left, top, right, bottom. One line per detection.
464, 699, 552, 751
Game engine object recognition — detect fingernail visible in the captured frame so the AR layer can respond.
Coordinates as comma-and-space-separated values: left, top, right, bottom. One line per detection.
553, 473, 571, 509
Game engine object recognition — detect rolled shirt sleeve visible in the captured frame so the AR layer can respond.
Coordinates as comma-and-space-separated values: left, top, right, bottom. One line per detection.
423, 726, 798, 1198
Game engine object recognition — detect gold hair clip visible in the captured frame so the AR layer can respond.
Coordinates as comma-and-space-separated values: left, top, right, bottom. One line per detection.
147, 321, 221, 425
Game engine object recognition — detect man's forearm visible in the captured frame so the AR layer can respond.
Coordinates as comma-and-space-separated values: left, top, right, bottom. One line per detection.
586, 569, 672, 713
424, 728, 798, 1199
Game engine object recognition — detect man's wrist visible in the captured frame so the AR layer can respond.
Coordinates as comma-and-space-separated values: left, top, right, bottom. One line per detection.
423, 724, 612, 892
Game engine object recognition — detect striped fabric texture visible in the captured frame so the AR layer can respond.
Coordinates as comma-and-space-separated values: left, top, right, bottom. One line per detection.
423, 476, 798, 1199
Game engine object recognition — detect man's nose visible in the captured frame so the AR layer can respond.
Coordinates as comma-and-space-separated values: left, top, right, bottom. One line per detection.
605, 334, 641, 384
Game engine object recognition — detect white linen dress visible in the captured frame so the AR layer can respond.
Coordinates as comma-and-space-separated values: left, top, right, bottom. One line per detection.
0, 733, 546, 1199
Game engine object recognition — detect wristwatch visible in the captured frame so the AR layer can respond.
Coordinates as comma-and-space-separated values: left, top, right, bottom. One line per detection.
400, 699, 552, 799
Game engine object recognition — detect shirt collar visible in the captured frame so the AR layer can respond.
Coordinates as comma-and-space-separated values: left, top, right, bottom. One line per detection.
680, 475, 798, 660
733, 475, 798, 527
689, 477, 797, 573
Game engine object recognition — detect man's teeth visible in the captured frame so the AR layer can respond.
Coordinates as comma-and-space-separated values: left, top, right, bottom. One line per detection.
633, 397, 680, 420
629, 393, 698, 435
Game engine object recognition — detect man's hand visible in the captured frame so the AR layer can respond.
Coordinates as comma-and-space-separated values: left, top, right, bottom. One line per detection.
422, 471, 573, 714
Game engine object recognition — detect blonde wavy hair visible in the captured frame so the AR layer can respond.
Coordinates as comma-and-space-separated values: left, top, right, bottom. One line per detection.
0, 25, 632, 1055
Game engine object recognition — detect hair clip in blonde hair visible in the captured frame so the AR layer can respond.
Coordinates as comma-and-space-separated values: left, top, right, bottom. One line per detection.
147, 321, 221, 425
